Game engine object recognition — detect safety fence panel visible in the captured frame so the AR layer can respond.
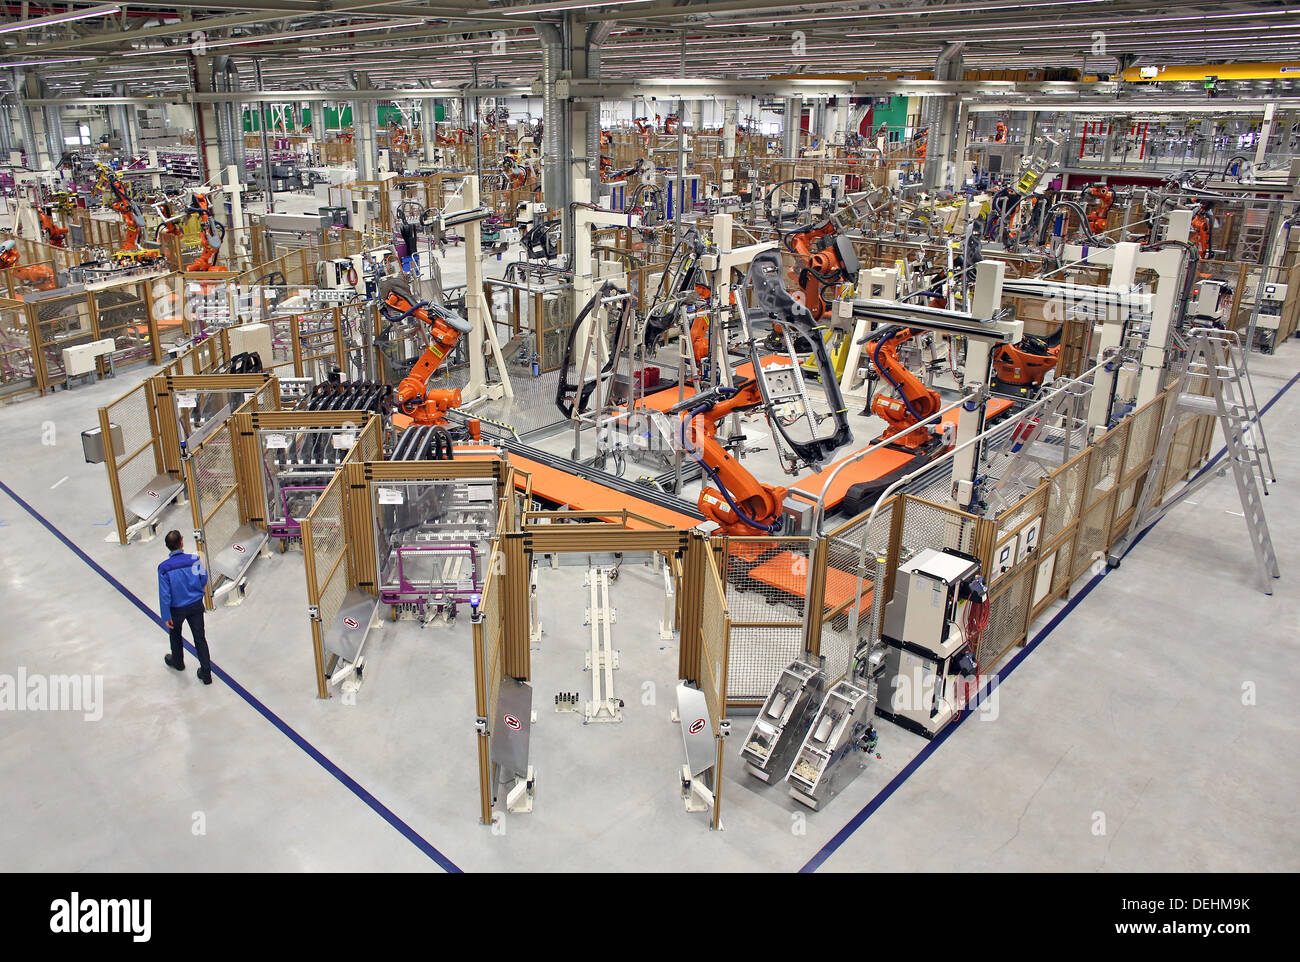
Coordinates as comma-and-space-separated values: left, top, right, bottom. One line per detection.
302, 468, 348, 699
183, 417, 240, 610
163, 336, 225, 377
474, 539, 505, 824
1112, 393, 1166, 539
99, 379, 165, 546
818, 495, 901, 683
720, 536, 814, 706
91, 282, 159, 369
0, 298, 41, 399
292, 309, 345, 381
29, 290, 95, 387
152, 373, 278, 478
231, 409, 374, 552
183, 276, 236, 336
340, 301, 376, 382
699, 545, 731, 831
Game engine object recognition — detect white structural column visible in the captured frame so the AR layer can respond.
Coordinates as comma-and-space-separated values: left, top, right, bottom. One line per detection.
457, 176, 512, 403
1255, 102, 1276, 166
781, 96, 802, 157
950, 260, 1020, 510
1138, 210, 1191, 406
18, 74, 53, 171
352, 72, 377, 181
1087, 241, 1141, 429
421, 98, 438, 165
723, 99, 738, 158
831, 99, 849, 146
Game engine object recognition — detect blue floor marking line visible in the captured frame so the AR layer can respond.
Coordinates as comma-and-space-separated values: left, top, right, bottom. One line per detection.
800, 366, 1300, 873
0, 479, 463, 874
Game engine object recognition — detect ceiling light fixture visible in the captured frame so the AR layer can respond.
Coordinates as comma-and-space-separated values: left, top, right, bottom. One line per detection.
0, 3, 120, 36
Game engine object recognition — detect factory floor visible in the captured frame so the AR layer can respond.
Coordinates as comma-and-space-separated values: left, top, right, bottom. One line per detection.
2, 338, 1298, 873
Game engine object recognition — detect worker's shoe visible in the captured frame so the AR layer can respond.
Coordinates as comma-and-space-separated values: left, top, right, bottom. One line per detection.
164, 654, 184, 671
197, 669, 213, 686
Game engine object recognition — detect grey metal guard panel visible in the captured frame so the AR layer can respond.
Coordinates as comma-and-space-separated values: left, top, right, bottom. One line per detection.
126, 474, 185, 522
491, 680, 533, 780
211, 524, 268, 582
676, 682, 715, 777
323, 590, 380, 663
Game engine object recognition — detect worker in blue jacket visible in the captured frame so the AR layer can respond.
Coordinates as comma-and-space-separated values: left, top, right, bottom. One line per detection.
158, 529, 213, 685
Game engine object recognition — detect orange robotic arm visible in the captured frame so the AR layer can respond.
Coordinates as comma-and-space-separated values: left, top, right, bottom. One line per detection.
39, 209, 68, 248
0, 241, 56, 290
865, 326, 942, 450
97, 163, 157, 259
379, 275, 473, 426
1190, 204, 1212, 258
785, 220, 856, 319
184, 192, 227, 272
993, 336, 1060, 387
675, 379, 788, 535
1085, 184, 1114, 235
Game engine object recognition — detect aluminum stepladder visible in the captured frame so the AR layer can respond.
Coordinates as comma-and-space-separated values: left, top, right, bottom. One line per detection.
979, 377, 1094, 518
1109, 328, 1279, 594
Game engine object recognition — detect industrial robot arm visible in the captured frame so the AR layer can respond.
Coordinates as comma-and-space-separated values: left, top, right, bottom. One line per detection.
861, 325, 943, 450
378, 273, 472, 425
0, 240, 57, 290
782, 217, 859, 319
185, 190, 227, 272
670, 379, 788, 535
38, 208, 68, 248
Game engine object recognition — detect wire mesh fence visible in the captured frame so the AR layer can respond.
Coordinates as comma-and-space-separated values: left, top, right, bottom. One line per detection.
721, 537, 810, 704
303, 468, 347, 697
0, 302, 39, 399
100, 380, 163, 545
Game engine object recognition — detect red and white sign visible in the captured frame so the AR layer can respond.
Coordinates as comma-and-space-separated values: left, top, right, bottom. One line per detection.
146, 490, 158, 499
343, 617, 359, 629
504, 714, 521, 731
689, 718, 706, 735
233, 544, 246, 554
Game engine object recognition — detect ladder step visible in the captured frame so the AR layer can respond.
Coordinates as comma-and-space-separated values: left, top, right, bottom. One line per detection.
1176, 394, 1223, 415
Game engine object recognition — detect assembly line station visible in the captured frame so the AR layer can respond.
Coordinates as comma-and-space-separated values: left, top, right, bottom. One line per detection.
1, 0, 1298, 875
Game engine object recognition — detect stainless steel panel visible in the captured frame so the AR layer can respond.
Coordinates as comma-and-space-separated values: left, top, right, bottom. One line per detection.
676, 682, 715, 777
491, 680, 533, 779
211, 524, 267, 582
125, 474, 185, 522
323, 591, 379, 663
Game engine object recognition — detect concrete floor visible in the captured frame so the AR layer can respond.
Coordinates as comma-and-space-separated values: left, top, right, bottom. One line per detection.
2, 330, 1298, 872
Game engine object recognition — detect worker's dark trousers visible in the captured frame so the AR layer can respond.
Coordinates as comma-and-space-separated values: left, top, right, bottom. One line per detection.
169, 601, 210, 675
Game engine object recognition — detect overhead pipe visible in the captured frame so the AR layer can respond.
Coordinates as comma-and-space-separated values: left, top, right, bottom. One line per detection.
0, 102, 13, 160
585, 20, 613, 202
922, 41, 964, 190
227, 59, 248, 182
536, 22, 565, 246
210, 57, 233, 175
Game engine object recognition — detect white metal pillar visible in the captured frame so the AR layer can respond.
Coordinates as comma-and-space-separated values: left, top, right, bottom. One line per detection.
353, 73, 377, 181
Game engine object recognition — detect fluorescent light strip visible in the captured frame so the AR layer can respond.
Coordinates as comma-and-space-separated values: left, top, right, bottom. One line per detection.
500, 0, 656, 15
848, 6, 1300, 37
0, 3, 119, 36
122, 19, 427, 56
0, 55, 97, 69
